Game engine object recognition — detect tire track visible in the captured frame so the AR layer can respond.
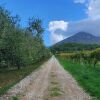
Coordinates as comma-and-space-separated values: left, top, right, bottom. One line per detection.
0, 56, 91, 100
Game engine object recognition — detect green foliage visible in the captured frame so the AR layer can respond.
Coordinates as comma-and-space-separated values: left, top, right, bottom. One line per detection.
0, 59, 47, 95
13, 96, 19, 100
58, 48, 100, 69
58, 57, 100, 100
50, 43, 100, 54
28, 17, 44, 38
0, 6, 50, 70
91, 48, 100, 68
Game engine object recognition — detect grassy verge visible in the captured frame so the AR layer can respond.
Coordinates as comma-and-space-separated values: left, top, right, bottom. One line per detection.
57, 57, 100, 100
0, 58, 49, 96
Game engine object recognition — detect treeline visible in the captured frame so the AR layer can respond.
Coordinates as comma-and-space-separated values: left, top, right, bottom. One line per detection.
50, 43, 100, 54
59, 48, 100, 68
0, 7, 50, 70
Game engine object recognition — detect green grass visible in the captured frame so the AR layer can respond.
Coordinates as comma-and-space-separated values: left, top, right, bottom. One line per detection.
57, 57, 100, 100
50, 91, 61, 96
50, 87, 60, 92
13, 96, 19, 100
0, 58, 48, 96
50, 86, 62, 97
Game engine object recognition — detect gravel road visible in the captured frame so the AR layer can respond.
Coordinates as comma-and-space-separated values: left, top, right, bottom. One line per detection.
0, 56, 91, 100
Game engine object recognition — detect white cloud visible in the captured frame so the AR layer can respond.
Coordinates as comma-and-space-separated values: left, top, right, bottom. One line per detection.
87, 0, 100, 19
51, 33, 66, 44
49, 21, 68, 44
74, 0, 86, 3
74, 0, 100, 19
49, 0, 100, 44
49, 21, 68, 32
65, 18, 100, 37
49, 18, 100, 45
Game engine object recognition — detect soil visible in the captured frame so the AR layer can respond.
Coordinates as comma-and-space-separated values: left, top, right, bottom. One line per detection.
0, 56, 91, 100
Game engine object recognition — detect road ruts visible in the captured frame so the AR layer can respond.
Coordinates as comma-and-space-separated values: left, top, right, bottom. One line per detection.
0, 56, 91, 100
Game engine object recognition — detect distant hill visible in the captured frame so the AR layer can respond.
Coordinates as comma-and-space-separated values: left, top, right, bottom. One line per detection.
50, 32, 100, 54
56, 32, 100, 45
50, 43, 100, 54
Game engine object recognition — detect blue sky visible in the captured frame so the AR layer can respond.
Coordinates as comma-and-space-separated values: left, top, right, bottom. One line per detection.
0, 0, 100, 46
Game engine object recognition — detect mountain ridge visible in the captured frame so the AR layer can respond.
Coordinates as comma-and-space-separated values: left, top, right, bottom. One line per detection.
56, 32, 100, 45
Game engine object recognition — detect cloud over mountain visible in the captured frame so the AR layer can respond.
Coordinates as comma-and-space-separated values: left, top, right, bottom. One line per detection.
49, 21, 68, 44
49, 0, 100, 44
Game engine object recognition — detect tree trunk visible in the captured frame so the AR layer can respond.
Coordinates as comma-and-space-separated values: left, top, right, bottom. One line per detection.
18, 65, 20, 70
94, 60, 97, 69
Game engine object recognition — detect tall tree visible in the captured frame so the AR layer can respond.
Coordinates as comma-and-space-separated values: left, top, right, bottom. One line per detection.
28, 18, 44, 39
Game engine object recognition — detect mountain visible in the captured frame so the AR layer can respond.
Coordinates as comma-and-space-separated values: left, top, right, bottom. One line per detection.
56, 32, 100, 45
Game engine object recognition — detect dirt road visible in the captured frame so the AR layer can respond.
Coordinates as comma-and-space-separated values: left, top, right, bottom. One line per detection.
0, 56, 91, 100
